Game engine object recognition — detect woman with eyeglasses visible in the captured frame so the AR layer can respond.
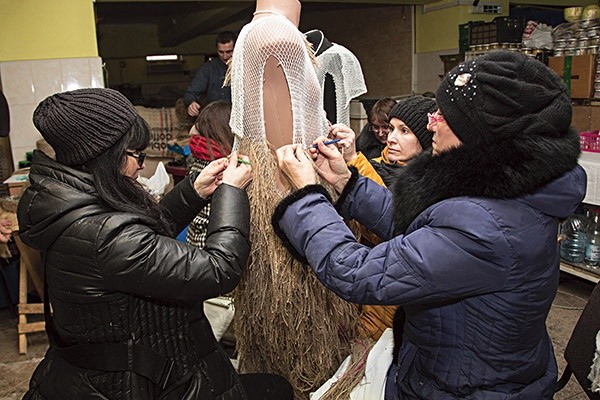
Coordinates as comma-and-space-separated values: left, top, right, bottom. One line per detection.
335, 95, 436, 188
18, 88, 293, 400
355, 97, 396, 160
273, 51, 586, 399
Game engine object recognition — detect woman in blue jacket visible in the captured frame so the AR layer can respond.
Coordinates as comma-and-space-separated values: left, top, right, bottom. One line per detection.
272, 51, 587, 399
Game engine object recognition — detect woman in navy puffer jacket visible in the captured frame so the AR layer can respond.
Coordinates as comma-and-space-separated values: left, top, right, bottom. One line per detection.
272, 51, 586, 399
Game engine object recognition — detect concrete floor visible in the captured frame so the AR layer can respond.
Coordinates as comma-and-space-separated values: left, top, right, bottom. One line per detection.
0, 272, 595, 400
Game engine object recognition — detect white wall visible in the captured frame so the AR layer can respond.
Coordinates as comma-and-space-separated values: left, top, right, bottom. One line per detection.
414, 50, 457, 95
0, 57, 104, 168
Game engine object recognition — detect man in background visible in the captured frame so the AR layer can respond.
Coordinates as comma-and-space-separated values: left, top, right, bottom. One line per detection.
184, 31, 236, 117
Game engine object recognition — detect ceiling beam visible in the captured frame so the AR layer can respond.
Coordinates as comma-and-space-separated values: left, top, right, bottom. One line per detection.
157, 5, 251, 47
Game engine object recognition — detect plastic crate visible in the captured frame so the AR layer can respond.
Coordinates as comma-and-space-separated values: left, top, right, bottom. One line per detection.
580, 130, 600, 153
468, 21, 489, 46
494, 16, 525, 43
469, 16, 525, 45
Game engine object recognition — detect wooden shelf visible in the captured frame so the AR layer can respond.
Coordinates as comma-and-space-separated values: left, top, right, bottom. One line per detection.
559, 154, 600, 282
560, 261, 600, 283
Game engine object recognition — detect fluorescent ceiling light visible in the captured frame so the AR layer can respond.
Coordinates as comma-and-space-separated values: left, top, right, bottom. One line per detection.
146, 55, 179, 62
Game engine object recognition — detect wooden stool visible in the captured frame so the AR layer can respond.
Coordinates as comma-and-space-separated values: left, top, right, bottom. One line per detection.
14, 233, 45, 355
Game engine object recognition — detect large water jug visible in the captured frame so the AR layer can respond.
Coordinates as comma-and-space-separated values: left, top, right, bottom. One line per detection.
560, 211, 589, 263
585, 209, 600, 269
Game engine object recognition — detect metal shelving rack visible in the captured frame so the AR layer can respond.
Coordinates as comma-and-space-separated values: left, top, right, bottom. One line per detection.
563, 151, 600, 282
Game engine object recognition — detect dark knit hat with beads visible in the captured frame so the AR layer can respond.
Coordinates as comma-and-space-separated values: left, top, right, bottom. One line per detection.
33, 88, 137, 166
388, 95, 437, 149
436, 50, 572, 147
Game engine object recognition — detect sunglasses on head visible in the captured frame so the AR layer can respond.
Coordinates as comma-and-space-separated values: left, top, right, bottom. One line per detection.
126, 151, 146, 167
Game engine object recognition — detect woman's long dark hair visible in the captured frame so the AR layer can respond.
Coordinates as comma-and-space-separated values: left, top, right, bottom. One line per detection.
194, 100, 234, 159
84, 115, 172, 235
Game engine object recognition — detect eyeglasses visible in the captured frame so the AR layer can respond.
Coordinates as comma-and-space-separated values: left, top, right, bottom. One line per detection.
427, 111, 445, 125
371, 124, 392, 134
126, 151, 146, 168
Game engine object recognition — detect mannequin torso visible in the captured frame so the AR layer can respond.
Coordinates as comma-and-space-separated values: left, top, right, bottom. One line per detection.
228, 3, 359, 398
252, 0, 299, 148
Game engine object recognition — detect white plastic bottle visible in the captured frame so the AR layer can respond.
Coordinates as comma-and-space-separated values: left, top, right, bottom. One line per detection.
560, 211, 588, 264
585, 209, 600, 269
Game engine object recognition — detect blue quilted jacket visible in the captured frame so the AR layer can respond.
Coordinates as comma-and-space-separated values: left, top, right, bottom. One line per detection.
272, 128, 586, 399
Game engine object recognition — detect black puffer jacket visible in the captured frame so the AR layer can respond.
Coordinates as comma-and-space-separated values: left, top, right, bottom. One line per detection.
18, 151, 250, 400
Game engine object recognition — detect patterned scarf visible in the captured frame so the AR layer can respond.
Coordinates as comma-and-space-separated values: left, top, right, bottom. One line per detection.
189, 134, 228, 161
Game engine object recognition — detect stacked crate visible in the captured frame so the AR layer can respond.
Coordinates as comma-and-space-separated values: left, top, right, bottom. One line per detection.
459, 16, 526, 55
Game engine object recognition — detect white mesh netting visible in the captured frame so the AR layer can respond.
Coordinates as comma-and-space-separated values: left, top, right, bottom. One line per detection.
229, 14, 329, 148
314, 43, 367, 126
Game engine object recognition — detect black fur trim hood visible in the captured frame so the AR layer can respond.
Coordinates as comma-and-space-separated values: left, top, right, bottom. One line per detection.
391, 128, 581, 234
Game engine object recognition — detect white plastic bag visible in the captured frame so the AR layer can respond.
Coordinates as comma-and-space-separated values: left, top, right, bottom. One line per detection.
137, 161, 170, 198
523, 20, 554, 49
310, 328, 394, 400
204, 296, 235, 341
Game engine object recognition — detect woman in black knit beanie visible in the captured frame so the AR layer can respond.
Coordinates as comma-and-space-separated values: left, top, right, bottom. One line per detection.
18, 88, 293, 400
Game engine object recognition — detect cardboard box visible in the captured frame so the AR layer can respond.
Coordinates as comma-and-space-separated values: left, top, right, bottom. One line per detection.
592, 105, 600, 131
572, 105, 592, 132
548, 55, 595, 99
570, 105, 600, 133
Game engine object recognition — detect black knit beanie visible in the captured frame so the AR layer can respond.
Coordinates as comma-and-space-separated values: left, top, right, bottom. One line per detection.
33, 88, 137, 166
436, 51, 571, 147
388, 95, 436, 149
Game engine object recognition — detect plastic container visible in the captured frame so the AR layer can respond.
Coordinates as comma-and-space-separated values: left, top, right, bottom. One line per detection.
583, 5, 600, 20
580, 131, 600, 153
564, 7, 583, 22
585, 209, 600, 269
560, 211, 589, 263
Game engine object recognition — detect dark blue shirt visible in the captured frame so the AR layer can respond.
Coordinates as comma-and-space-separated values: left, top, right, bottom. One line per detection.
183, 57, 231, 106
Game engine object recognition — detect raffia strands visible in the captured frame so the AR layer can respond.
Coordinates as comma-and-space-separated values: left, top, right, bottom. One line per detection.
233, 137, 360, 399
318, 338, 375, 400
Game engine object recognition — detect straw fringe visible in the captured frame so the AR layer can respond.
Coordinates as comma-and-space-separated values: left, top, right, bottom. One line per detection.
233, 137, 360, 399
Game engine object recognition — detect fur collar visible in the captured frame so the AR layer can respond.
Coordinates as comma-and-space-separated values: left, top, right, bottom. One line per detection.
391, 129, 581, 234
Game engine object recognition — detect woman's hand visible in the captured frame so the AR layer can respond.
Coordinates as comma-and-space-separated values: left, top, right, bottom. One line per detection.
194, 152, 253, 197
194, 157, 228, 198
308, 137, 352, 194
276, 144, 318, 190
329, 124, 358, 163
0, 219, 12, 244
222, 151, 253, 189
